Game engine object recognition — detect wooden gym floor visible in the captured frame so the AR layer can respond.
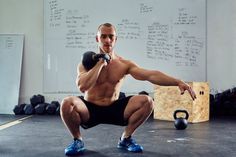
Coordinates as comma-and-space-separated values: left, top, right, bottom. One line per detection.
0, 114, 236, 157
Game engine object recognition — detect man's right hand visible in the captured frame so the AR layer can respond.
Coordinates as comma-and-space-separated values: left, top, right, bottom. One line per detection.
82, 51, 110, 71
178, 81, 197, 100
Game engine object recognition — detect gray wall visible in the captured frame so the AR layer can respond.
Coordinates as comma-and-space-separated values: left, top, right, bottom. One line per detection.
207, 0, 236, 93
0, 0, 235, 106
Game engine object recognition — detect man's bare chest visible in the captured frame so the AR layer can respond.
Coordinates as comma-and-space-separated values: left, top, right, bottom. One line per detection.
97, 61, 127, 84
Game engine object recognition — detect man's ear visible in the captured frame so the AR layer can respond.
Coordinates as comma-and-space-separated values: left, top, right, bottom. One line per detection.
96, 35, 99, 42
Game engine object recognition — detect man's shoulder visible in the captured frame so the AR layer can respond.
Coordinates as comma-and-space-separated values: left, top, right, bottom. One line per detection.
114, 55, 129, 62
118, 57, 132, 65
114, 54, 137, 67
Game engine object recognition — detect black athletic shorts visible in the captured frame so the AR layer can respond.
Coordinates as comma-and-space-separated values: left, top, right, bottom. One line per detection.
78, 95, 133, 129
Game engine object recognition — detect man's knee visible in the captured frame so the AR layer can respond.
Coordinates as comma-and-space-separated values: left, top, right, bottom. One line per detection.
130, 95, 154, 109
142, 95, 154, 111
60, 97, 73, 113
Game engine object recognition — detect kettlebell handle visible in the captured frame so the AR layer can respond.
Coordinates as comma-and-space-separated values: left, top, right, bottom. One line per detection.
174, 110, 189, 120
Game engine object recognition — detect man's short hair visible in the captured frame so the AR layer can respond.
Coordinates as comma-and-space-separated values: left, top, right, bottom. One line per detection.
97, 23, 117, 35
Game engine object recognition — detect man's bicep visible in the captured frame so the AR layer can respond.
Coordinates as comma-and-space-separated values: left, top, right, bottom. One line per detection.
76, 64, 87, 82
128, 62, 149, 81
78, 64, 87, 74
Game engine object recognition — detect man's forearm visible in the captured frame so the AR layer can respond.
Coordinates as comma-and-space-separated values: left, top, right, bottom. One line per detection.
77, 60, 105, 92
148, 70, 182, 86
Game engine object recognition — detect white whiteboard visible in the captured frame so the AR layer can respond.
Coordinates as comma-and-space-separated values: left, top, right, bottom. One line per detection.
0, 34, 24, 114
44, 0, 206, 93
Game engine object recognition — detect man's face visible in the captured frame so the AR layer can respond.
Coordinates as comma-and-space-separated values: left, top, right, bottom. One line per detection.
96, 26, 117, 53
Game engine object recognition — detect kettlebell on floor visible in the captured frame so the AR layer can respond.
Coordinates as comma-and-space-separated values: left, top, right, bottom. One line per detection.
173, 109, 189, 130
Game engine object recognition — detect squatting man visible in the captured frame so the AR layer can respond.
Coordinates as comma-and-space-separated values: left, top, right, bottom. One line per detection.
60, 23, 197, 156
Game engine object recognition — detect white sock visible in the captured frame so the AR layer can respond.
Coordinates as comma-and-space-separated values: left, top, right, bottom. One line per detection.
121, 133, 131, 140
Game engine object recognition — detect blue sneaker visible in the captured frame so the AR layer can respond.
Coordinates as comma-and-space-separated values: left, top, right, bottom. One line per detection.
117, 136, 143, 153
65, 139, 85, 156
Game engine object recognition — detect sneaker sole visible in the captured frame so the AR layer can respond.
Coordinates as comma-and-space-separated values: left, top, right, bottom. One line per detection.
117, 145, 143, 153
65, 148, 85, 156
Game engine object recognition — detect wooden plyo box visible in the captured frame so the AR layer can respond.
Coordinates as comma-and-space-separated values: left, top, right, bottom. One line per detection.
153, 82, 209, 123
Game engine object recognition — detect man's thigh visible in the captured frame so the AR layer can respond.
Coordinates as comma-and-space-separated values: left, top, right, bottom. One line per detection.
68, 96, 90, 123
123, 95, 151, 119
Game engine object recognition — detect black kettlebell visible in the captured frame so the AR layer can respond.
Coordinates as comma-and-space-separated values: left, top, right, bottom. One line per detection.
173, 110, 189, 130
82, 51, 98, 71
82, 51, 111, 71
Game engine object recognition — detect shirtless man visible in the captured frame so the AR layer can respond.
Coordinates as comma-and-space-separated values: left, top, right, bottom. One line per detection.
60, 23, 196, 156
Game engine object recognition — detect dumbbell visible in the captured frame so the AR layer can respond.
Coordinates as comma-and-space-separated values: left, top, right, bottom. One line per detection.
35, 103, 49, 115
82, 51, 111, 70
24, 104, 34, 115
119, 92, 126, 99
138, 91, 149, 95
46, 101, 60, 115
54, 101, 60, 115
30, 94, 45, 107
13, 103, 26, 115
56, 105, 60, 115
